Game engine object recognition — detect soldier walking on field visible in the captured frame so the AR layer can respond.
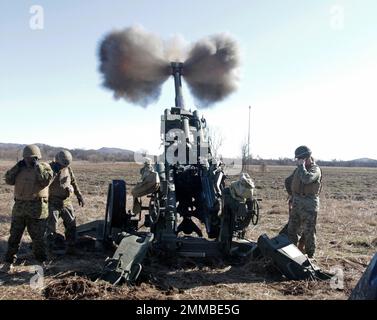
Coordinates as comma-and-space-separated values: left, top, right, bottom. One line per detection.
2, 145, 53, 270
45, 150, 84, 255
287, 146, 322, 258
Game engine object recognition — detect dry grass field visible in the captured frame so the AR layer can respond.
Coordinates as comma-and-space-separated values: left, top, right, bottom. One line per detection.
0, 160, 376, 300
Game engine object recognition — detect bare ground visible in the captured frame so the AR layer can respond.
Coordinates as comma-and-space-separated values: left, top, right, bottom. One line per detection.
0, 161, 376, 300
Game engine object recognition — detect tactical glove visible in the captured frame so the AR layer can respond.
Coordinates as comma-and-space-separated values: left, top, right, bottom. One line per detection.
297, 159, 305, 166
17, 160, 26, 168
51, 162, 62, 173
31, 158, 39, 167
77, 194, 85, 207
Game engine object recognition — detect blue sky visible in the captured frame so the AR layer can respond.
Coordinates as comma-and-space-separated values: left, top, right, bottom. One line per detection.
1, 0, 376, 160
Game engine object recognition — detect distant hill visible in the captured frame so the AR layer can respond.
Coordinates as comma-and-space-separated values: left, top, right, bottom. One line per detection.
0, 143, 134, 162
97, 147, 134, 155
1, 142, 376, 167
316, 158, 377, 167
352, 158, 377, 164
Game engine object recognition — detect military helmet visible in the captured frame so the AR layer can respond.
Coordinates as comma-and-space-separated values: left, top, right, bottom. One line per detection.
23, 144, 42, 159
56, 150, 73, 167
140, 157, 154, 176
239, 173, 255, 189
143, 157, 152, 166
294, 145, 312, 159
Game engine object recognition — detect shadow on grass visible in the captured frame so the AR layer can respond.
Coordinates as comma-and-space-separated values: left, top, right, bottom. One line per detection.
138, 254, 284, 291
0, 270, 36, 287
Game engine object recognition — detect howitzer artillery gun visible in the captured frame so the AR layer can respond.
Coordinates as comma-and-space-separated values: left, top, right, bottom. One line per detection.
77, 62, 261, 284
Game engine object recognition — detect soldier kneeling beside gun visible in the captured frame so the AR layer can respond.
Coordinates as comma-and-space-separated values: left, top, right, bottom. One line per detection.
131, 158, 160, 214
220, 173, 257, 252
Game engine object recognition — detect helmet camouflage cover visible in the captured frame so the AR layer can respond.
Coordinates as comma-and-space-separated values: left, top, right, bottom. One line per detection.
56, 150, 73, 167
229, 173, 255, 201
23, 144, 42, 159
294, 145, 312, 159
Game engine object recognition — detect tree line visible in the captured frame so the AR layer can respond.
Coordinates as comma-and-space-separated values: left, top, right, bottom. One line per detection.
1, 143, 376, 167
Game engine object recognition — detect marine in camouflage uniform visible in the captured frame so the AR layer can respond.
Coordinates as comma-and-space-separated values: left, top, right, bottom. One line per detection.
4, 145, 53, 263
228, 172, 255, 202
220, 173, 255, 251
131, 158, 160, 214
287, 146, 322, 258
223, 172, 255, 221
45, 150, 84, 254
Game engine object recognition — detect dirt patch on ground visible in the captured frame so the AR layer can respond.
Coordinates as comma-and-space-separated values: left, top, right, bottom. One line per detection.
44, 274, 110, 300
278, 280, 333, 296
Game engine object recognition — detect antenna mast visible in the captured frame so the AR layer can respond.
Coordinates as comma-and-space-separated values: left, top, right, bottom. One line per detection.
247, 105, 251, 169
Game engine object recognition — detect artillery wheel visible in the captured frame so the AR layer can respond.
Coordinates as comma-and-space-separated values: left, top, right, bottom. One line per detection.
251, 199, 260, 226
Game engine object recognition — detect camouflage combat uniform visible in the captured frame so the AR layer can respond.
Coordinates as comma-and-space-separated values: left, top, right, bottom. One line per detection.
46, 162, 83, 249
223, 173, 255, 216
4, 161, 53, 263
287, 160, 322, 258
132, 161, 160, 214
279, 173, 306, 250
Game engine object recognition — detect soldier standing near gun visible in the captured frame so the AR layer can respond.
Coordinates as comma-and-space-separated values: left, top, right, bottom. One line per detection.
287, 146, 322, 258
279, 173, 305, 252
2, 145, 53, 269
46, 150, 84, 255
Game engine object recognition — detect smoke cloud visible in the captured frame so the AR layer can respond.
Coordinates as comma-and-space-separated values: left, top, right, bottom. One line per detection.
184, 34, 240, 107
99, 26, 170, 107
98, 26, 240, 108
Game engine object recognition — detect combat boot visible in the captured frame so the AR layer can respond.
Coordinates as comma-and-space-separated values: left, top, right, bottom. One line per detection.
306, 249, 315, 259
4, 253, 17, 265
0, 262, 14, 274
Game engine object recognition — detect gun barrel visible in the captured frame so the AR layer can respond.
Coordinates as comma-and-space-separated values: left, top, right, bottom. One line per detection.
171, 62, 185, 110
